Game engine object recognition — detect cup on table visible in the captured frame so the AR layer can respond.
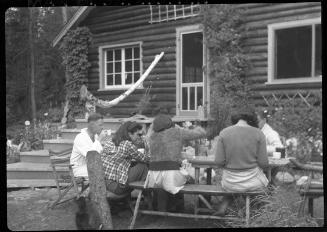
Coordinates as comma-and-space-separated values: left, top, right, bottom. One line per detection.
138, 148, 145, 153
276, 147, 286, 158
272, 152, 281, 159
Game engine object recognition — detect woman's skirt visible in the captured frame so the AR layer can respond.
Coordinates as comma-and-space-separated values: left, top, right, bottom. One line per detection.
221, 166, 269, 192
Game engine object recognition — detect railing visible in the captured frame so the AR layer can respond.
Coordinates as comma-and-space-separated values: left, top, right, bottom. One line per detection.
149, 4, 201, 24
259, 90, 322, 108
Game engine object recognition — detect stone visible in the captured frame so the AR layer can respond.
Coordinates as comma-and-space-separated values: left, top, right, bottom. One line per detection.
275, 171, 295, 184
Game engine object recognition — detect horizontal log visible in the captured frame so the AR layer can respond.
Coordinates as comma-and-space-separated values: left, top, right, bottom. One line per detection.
244, 29, 267, 39
143, 40, 176, 49
143, 80, 176, 88
91, 18, 199, 43
143, 53, 176, 63
243, 37, 267, 47
85, 6, 149, 25
143, 46, 176, 57
144, 61, 176, 70
147, 73, 176, 81
243, 45, 267, 53
246, 2, 320, 17
245, 4, 321, 22
249, 82, 322, 91
245, 12, 321, 30
247, 54, 268, 61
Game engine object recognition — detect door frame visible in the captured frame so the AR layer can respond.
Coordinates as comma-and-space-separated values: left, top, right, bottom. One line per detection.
175, 24, 209, 118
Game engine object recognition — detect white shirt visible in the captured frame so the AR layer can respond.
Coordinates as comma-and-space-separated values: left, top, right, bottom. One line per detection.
70, 128, 103, 177
261, 123, 283, 155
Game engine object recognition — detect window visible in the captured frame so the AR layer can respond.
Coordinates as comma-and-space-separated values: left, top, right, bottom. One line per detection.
268, 18, 321, 84
99, 43, 142, 89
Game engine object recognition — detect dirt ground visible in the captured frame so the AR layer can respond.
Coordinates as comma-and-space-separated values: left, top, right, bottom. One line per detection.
7, 187, 221, 230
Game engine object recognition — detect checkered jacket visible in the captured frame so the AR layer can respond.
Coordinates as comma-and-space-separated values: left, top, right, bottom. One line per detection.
101, 138, 149, 185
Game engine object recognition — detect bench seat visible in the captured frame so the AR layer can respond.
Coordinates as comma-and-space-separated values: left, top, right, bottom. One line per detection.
128, 181, 265, 229
129, 181, 263, 196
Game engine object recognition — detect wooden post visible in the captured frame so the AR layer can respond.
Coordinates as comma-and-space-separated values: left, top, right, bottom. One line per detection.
86, 150, 113, 230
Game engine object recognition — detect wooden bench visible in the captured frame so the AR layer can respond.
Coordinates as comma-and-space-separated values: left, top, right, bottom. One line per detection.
289, 158, 323, 218
128, 181, 265, 229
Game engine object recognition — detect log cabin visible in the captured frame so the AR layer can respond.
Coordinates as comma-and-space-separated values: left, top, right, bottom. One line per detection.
53, 3, 322, 121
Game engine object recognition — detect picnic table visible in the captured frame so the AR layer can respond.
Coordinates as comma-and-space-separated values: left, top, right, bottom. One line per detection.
187, 155, 291, 184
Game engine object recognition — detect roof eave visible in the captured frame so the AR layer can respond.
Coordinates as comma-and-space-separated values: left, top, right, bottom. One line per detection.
52, 6, 95, 47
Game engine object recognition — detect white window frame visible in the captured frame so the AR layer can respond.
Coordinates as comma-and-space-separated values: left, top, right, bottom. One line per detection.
98, 42, 143, 90
267, 17, 321, 85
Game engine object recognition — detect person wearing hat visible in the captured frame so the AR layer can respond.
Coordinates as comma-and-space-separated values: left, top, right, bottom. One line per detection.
146, 114, 207, 212
211, 106, 269, 215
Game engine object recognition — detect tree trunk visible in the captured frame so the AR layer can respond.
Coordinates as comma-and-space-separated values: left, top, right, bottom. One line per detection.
29, 8, 36, 123
86, 151, 113, 230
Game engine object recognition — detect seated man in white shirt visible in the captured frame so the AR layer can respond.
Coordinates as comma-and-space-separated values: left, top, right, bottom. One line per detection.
257, 110, 284, 156
70, 113, 107, 179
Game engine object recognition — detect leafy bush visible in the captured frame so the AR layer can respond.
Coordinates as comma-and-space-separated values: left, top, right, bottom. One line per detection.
261, 94, 322, 163
201, 4, 251, 138
8, 119, 60, 151
59, 26, 92, 124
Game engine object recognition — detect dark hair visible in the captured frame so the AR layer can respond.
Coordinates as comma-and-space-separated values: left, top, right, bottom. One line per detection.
87, 113, 103, 123
231, 107, 259, 128
257, 109, 269, 121
112, 121, 142, 146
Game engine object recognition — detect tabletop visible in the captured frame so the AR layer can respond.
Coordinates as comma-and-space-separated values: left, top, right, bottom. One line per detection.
187, 155, 291, 168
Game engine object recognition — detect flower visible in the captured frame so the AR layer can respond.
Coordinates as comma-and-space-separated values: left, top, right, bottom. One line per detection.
25, 120, 30, 126
44, 112, 48, 116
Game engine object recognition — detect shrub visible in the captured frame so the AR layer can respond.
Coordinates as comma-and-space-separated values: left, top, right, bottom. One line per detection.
261, 95, 322, 163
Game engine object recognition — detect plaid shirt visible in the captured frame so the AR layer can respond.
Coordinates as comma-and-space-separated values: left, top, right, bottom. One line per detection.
101, 137, 149, 185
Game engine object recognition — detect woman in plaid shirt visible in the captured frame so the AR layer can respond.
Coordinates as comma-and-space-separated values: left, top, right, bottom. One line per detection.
101, 121, 149, 195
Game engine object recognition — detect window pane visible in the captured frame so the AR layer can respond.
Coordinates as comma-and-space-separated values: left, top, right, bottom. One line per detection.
315, 24, 321, 76
126, 61, 132, 72
126, 73, 133, 84
134, 60, 140, 71
115, 74, 121, 85
182, 87, 188, 110
107, 74, 113, 85
107, 50, 113, 61
197, 86, 203, 107
134, 72, 140, 82
115, 61, 121, 73
134, 47, 140, 59
114, 49, 121, 61
190, 87, 195, 110
107, 62, 113, 74
126, 48, 133, 60
182, 32, 203, 83
275, 26, 311, 79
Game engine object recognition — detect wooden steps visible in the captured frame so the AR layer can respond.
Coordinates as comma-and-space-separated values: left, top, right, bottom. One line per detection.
7, 179, 71, 188
43, 138, 74, 151
7, 162, 69, 180
20, 150, 50, 163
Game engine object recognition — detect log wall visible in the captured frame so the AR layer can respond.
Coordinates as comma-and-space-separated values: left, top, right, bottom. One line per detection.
79, 3, 321, 117
81, 6, 201, 117
240, 3, 322, 106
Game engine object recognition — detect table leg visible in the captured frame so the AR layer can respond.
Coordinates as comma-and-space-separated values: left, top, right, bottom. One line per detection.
205, 168, 212, 203
308, 198, 314, 217
206, 168, 212, 185
195, 168, 200, 184
267, 167, 272, 182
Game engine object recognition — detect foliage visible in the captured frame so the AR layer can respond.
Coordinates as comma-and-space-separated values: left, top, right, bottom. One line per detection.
6, 7, 78, 127
59, 26, 93, 123
261, 94, 322, 163
222, 185, 319, 227
249, 185, 318, 227
9, 119, 60, 151
201, 4, 251, 138
135, 83, 156, 115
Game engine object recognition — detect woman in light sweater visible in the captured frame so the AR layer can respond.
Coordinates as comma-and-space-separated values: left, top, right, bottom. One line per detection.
147, 114, 207, 212
212, 106, 269, 215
